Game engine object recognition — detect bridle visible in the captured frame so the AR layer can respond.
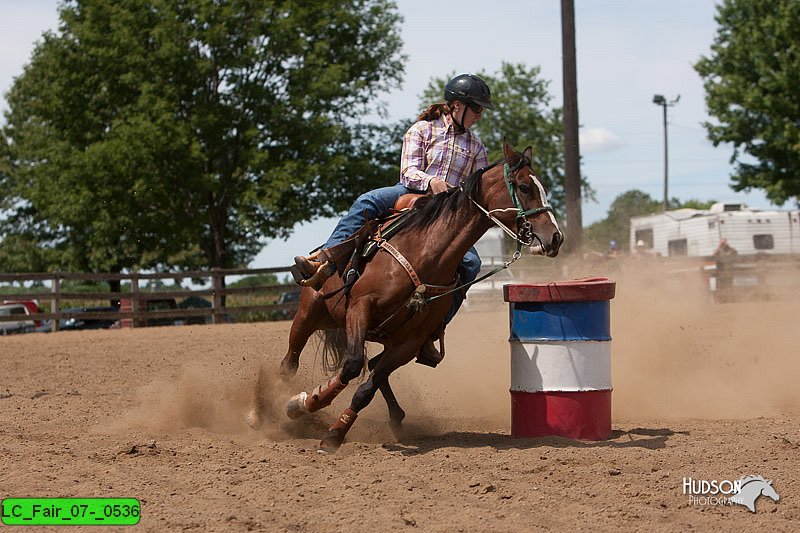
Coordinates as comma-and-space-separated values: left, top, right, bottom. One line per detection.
467, 156, 554, 256
424, 155, 557, 304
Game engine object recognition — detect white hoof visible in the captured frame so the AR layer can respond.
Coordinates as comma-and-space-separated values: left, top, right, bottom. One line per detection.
286, 391, 309, 420
246, 408, 261, 429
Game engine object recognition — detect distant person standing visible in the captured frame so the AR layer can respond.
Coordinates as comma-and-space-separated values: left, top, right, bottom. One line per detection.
712, 238, 738, 291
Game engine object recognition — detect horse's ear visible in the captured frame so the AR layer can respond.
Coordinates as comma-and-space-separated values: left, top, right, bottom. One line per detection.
502, 138, 514, 160
523, 146, 533, 161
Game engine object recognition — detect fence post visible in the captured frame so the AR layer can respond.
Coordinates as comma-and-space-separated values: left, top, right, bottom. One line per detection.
212, 268, 223, 324
130, 274, 140, 328
50, 274, 61, 333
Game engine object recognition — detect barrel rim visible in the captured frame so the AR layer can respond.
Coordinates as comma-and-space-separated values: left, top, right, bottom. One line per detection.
504, 277, 616, 303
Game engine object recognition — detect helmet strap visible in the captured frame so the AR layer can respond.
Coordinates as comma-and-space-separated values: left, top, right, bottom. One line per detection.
451, 103, 467, 133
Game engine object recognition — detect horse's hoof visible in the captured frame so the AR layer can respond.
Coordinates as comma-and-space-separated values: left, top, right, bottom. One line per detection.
279, 360, 299, 380
318, 430, 343, 454
246, 408, 261, 430
286, 391, 309, 420
389, 420, 405, 441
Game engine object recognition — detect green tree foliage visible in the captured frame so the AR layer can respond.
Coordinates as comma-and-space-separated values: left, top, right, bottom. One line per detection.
0, 0, 404, 274
695, 0, 800, 205
419, 63, 594, 216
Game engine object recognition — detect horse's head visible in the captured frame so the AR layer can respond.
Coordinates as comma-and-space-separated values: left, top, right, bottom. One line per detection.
487, 140, 562, 257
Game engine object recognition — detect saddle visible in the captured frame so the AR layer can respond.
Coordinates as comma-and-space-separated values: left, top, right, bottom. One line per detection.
315, 193, 429, 276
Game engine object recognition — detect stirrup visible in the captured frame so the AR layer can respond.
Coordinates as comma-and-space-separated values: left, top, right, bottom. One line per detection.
299, 261, 335, 290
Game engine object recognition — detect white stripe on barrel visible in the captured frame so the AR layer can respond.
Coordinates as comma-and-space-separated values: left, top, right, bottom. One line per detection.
503, 278, 616, 440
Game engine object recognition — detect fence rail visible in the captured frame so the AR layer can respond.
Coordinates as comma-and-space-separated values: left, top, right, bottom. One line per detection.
0, 267, 298, 331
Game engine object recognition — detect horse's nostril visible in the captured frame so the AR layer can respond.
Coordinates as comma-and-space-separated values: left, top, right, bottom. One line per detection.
552, 232, 563, 248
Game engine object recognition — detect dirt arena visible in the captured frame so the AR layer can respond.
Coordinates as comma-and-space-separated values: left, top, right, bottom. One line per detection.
1, 264, 798, 531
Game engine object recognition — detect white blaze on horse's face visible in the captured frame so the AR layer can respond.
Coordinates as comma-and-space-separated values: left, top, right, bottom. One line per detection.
529, 172, 560, 229
527, 172, 563, 256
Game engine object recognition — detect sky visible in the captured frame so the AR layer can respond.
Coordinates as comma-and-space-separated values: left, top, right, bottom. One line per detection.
0, 0, 783, 269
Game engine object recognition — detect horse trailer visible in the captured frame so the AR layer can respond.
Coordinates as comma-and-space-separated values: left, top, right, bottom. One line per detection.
629, 203, 800, 258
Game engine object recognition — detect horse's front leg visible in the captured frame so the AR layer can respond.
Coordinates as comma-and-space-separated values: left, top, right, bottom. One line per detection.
279, 288, 334, 378
285, 300, 370, 419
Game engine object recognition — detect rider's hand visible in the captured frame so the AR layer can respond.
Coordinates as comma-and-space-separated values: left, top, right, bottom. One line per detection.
428, 178, 450, 195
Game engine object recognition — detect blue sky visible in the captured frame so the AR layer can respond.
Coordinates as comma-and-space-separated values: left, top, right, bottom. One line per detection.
0, 1, 782, 268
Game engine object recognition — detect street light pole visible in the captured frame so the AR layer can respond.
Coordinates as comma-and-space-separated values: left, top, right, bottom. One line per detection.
652, 94, 680, 211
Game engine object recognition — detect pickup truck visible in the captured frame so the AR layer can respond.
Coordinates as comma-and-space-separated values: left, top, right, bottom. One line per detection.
0, 303, 36, 335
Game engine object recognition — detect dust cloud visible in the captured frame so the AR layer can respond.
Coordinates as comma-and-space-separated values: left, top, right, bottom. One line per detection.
107, 255, 798, 441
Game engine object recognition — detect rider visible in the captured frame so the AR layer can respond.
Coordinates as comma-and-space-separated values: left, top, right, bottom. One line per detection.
292, 73, 495, 366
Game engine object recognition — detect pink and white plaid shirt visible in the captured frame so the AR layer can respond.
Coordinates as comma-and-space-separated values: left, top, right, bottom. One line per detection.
400, 113, 489, 191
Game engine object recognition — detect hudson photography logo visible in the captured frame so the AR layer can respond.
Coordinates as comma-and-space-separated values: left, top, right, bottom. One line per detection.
682, 475, 780, 512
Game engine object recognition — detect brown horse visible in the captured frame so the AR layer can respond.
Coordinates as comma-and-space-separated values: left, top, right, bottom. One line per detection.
251, 140, 563, 452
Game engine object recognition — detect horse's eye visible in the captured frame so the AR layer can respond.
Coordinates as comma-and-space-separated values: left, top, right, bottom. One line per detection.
518, 183, 532, 195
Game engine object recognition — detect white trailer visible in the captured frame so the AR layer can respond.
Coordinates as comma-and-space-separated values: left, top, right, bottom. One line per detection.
630, 203, 800, 257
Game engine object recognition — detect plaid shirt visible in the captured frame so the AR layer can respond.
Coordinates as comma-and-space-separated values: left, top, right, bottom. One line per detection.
400, 113, 489, 191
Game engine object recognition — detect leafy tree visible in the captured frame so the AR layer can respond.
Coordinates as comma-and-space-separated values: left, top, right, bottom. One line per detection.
695, 0, 800, 205
679, 199, 717, 211
0, 0, 404, 277
420, 63, 595, 217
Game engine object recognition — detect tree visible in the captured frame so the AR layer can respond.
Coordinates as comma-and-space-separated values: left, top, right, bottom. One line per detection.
695, 0, 800, 205
0, 0, 404, 276
420, 63, 594, 218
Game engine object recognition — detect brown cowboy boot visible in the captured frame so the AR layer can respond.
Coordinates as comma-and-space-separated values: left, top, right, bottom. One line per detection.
416, 337, 444, 368
291, 255, 336, 290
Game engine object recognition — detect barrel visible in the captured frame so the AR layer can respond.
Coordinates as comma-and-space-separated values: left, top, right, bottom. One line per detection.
503, 277, 616, 440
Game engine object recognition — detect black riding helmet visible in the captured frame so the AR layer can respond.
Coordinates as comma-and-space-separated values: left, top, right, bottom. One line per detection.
444, 74, 495, 110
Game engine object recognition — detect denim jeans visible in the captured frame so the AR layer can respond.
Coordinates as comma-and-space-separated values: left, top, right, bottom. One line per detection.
324, 182, 412, 248
323, 183, 482, 325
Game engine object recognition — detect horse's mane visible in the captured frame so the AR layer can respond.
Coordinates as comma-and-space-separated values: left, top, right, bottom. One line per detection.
399, 152, 530, 234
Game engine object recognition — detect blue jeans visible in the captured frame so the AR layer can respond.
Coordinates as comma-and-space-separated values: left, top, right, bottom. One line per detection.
323, 183, 482, 326
324, 183, 412, 248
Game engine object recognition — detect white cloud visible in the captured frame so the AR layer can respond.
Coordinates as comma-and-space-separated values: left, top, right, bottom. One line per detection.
579, 127, 624, 154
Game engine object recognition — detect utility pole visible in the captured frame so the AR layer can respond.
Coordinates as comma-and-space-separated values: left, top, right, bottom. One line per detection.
652, 94, 680, 211
561, 0, 582, 253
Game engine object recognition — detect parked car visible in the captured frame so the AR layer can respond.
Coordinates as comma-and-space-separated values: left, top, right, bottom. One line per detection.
0, 303, 36, 335
117, 296, 213, 327
177, 295, 212, 325
59, 306, 119, 331
275, 289, 301, 320
3, 299, 43, 328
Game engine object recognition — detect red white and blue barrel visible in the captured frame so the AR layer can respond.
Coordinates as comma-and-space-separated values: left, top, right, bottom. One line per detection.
503, 277, 616, 440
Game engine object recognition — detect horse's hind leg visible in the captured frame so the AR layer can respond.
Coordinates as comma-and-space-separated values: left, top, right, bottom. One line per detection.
369, 352, 405, 439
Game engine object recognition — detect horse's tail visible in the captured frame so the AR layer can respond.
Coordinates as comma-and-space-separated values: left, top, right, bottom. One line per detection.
318, 328, 366, 378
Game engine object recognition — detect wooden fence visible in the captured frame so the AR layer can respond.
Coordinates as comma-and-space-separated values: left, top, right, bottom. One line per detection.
0, 267, 297, 332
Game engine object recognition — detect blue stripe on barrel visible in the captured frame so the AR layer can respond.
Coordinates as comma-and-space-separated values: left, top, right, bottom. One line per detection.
509, 300, 610, 341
